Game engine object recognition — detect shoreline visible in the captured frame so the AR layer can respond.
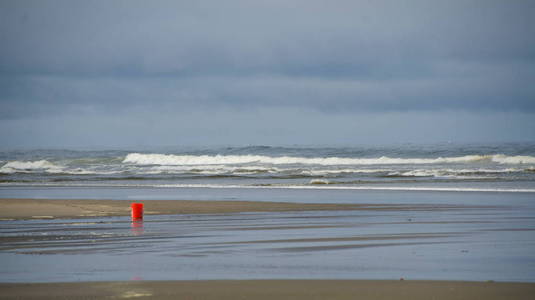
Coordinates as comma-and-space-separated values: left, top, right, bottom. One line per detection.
1, 280, 534, 300
0, 198, 479, 220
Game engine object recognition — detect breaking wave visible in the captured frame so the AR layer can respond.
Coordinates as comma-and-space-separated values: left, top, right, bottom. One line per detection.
385, 168, 521, 178
2, 160, 57, 169
2, 146, 534, 192
0, 160, 63, 174
1, 182, 535, 193
123, 153, 535, 166
0, 160, 107, 175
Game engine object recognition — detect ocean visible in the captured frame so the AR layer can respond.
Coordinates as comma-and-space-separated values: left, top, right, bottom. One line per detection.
1, 143, 535, 197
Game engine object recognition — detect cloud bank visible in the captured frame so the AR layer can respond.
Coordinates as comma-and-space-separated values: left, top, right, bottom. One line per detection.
1, 0, 534, 147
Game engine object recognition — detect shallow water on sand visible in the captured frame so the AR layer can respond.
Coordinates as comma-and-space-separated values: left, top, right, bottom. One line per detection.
1, 192, 535, 282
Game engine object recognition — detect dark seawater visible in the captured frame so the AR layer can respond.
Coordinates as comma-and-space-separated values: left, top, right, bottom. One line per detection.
1, 143, 535, 194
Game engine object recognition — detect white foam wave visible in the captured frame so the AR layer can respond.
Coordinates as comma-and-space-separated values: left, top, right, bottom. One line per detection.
133, 165, 389, 176
0, 160, 63, 174
146, 165, 281, 175
276, 185, 535, 193
0, 160, 118, 175
491, 155, 535, 164
304, 169, 388, 176
2, 182, 534, 193
123, 153, 535, 166
2, 160, 56, 169
387, 168, 520, 178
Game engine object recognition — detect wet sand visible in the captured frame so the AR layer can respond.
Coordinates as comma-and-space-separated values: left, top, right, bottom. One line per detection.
1, 280, 534, 300
1, 197, 534, 299
0, 198, 471, 220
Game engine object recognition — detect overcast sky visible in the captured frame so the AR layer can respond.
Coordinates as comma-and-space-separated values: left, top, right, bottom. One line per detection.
1, 0, 534, 148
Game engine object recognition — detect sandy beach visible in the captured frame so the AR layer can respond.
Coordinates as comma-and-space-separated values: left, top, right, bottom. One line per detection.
0, 198, 471, 220
2, 280, 535, 300
1, 196, 534, 299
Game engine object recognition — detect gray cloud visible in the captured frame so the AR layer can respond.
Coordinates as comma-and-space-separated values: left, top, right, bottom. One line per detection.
1, 0, 534, 146
2, 0, 533, 73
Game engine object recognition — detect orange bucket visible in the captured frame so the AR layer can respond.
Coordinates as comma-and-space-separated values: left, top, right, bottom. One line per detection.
131, 203, 144, 221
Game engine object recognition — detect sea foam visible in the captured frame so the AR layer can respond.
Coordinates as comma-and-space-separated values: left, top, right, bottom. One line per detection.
386, 168, 520, 178
123, 153, 535, 166
2, 160, 56, 169
0, 160, 102, 175
0, 160, 62, 173
2, 181, 534, 193
490, 154, 535, 164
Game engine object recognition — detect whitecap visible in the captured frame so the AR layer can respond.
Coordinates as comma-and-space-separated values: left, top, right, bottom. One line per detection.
0, 160, 63, 174
123, 153, 535, 166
